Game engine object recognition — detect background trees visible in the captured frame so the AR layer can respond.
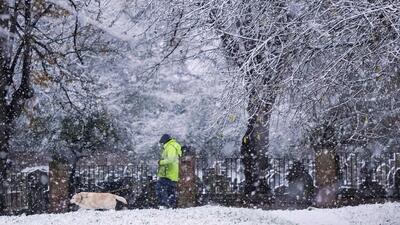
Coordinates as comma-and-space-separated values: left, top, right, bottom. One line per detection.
0, 0, 126, 182
1, 0, 243, 171
202, 0, 400, 193
0, 0, 399, 199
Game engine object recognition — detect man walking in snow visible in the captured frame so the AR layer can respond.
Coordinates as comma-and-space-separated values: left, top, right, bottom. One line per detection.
156, 134, 182, 208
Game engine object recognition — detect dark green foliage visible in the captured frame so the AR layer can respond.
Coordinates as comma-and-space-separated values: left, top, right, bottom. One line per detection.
60, 111, 117, 153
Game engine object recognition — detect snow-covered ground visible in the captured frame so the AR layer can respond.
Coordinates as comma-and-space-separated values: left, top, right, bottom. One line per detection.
1, 203, 399, 225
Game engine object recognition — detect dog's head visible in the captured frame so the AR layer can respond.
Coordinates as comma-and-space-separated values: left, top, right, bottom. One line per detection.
70, 193, 83, 204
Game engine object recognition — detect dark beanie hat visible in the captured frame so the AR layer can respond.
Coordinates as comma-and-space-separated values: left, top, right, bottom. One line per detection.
159, 134, 171, 144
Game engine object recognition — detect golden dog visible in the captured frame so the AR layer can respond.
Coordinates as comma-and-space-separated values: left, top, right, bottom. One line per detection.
70, 192, 127, 210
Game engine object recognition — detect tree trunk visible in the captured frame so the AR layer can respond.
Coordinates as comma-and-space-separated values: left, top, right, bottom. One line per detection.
215, 1, 277, 198
0, 0, 10, 185
0, 0, 33, 187
210, 0, 283, 201
241, 92, 274, 196
237, 2, 275, 197
0, 0, 10, 213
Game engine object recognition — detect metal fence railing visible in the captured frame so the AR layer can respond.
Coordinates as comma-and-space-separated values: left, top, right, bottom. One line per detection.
1, 153, 400, 215
193, 153, 400, 208
0, 166, 49, 215
71, 164, 154, 209
73, 164, 152, 192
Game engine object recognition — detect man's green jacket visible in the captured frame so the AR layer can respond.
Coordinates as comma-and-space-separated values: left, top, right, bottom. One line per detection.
157, 139, 182, 182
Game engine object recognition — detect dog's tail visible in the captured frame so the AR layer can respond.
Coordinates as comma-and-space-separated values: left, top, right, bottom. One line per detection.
114, 195, 128, 205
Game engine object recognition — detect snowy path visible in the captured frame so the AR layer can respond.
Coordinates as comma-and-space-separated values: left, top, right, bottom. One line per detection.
1, 203, 399, 225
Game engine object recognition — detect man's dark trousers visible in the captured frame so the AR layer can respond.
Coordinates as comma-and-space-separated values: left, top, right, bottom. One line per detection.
156, 177, 177, 208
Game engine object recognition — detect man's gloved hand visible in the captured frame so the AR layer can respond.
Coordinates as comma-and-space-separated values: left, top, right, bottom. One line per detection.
158, 160, 162, 165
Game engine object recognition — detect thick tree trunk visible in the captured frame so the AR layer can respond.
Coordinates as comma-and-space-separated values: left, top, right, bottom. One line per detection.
8, 0, 33, 118
212, 0, 278, 200
0, 0, 11, 213
0, 0, 33, 187
0, 0, 11, 185
241, 93, 274, 196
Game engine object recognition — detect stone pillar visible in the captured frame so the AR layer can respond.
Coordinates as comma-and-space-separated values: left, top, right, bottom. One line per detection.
315, 149, 339, 207
394, 169, 400, 199
48, 161, 70, 213
178, 155, 196, 208
395, 153, 400, 168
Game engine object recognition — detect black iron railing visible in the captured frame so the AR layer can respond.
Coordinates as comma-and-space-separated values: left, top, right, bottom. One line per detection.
1, 153, 399, 215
